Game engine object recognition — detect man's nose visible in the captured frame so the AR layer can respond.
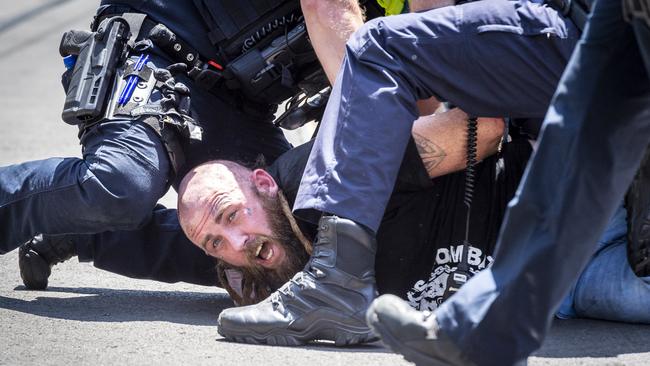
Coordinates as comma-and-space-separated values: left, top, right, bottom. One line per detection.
224, 229, 249, 252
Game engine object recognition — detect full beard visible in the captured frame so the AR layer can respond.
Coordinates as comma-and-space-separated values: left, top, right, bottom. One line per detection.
218, 190, 309, 305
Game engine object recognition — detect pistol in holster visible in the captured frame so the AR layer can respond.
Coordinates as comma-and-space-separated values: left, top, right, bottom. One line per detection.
59, 18, 130, 125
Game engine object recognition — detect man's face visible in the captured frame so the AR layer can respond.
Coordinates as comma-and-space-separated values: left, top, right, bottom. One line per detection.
178, 162, 307, 282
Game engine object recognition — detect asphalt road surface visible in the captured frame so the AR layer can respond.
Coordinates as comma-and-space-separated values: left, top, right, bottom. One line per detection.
1, 1, 649, 365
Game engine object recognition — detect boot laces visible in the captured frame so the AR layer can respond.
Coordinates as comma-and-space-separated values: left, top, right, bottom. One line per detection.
305, 246, 328, 279
421, 310, 440, 340
308, 266, 326, 278
271, 272, 310, 309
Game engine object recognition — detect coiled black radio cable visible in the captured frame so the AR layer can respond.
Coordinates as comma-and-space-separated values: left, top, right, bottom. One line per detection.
242, 12, 302, 53
442, 117, 478, 301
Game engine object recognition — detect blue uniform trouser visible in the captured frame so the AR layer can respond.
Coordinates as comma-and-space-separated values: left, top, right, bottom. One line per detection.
293, 0, 579, 231
69, 206, 219, 287
432, 1, 650, 365
0, 52, 290, 254
0, 117, 171, 253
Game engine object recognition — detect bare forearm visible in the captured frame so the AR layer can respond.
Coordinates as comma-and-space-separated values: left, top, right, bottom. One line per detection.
301, 0, 364, 84
302, 0, 504, 173
412, 108, 505, 178
409, 0, 454, 12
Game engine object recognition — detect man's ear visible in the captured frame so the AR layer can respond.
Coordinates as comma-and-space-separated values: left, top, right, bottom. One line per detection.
251, 169, 278, 196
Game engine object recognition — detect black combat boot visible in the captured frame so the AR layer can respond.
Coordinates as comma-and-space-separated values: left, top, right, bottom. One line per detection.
626, 144, 650, 278
367, 294, 475, 366
217, 215, 378, 346
18, 234, 78, 290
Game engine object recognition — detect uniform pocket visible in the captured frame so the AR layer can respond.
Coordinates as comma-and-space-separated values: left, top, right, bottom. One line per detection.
469, 1, 570, 39
476, 22, 564, 38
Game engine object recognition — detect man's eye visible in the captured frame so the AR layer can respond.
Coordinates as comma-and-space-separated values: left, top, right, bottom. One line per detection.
212, 238, 222, 249
228, 210, 237, 222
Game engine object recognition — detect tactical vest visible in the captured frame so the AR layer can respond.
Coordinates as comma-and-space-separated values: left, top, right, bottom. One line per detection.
192, 0, 324, 105
191, 0, 384, 108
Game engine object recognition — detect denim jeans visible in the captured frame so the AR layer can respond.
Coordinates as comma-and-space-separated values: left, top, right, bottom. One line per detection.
0, 119, 171, 254
433, 0, 650, 364
557, 204, 650, 323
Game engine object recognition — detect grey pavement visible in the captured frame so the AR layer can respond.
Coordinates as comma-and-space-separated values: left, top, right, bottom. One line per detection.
0, 1, 649, 365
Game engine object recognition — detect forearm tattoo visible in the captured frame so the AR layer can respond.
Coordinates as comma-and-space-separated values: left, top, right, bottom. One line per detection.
414, 132, 447, 172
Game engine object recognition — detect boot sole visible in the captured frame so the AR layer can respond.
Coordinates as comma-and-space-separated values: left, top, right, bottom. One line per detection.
368, 314, 452, 366
219, 319, 377, 347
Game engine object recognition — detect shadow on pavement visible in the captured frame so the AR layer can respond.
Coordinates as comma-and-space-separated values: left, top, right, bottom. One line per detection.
533, 318, 650, 358
0, 286, 233, 326
215, 338, 393, 354
0, 0, 74, 34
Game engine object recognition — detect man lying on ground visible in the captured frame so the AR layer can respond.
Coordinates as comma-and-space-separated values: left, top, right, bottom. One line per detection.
177, 109, 510, 308
176, 123, 650, 327
18, 0, 649, 333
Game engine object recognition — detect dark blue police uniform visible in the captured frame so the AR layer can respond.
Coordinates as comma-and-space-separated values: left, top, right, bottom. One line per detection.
9, 0, 581, 290
286, 0, 582, 362
429, 0, 650, 364
293, 0, 579, 232
0, 1, 291, 254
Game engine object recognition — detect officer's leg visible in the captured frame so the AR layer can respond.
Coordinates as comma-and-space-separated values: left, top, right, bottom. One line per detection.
217, 0, 577, 347
368, 0, 650, 365
217, 8, 424, 346
81, 206, 218, 287
293, 0, 578, 231
0, 117, 170, 254
19, 205, 217, 289
570, 18, 650, 323
427, 0, 650, 364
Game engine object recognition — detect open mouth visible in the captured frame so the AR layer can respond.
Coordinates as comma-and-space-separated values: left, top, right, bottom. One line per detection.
254, 240, 274, 261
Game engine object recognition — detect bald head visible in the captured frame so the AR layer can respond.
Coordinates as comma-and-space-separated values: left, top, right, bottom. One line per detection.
176, 160, 309, 304
177, 160, 252, 240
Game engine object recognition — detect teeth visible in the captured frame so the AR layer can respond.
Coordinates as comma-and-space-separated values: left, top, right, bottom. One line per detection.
255, 242, 264, 257
267, 248, 274, 260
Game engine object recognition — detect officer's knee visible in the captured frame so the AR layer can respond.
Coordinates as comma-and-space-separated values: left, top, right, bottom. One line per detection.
106, 187, 161, 227
82, 161, 168, 229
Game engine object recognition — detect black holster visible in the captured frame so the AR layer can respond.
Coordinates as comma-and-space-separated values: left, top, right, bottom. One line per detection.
62, 13, 201, 182
60, 18, 130, 125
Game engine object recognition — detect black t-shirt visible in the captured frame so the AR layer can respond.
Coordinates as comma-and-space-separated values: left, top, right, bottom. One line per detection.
267, 137, 532, 310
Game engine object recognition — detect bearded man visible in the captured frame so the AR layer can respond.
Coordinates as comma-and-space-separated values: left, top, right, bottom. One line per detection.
178, 115, 650, 346
179, 114, 526, 347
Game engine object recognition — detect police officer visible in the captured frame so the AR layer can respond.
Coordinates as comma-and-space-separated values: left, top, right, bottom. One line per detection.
216, 0, 580, 351
0, 1, 302, 284
12, 0, 388, 288
368, 0, 650, 365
